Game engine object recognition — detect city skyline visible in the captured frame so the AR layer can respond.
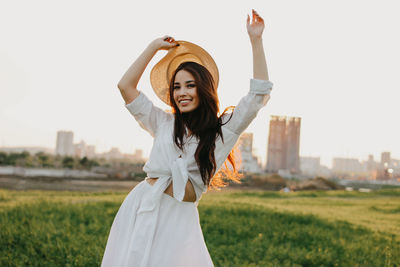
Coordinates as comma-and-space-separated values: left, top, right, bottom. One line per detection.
0, 128, 397, 170
1, 128, 399, 181
1, 1, 399, 168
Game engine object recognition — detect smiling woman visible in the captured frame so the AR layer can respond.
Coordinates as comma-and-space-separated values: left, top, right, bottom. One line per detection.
102, 9, 273, 267
172, 69, 199, 113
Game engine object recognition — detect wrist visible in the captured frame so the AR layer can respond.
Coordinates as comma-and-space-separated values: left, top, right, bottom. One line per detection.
147, 41, 160, 52
250, 36, 263, 46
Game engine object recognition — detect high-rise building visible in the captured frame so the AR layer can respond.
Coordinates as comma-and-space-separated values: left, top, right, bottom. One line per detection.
55, 131, 74, 156
265, 116, 286, 172
286, 117, 301, 173
266, 115, 301, 173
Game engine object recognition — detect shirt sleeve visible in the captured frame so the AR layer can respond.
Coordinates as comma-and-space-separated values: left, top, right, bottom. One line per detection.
223, 78, 273, 135
125, 91, 171, 137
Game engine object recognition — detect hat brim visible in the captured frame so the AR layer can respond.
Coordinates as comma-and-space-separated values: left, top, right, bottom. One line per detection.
150, 40, 219, 105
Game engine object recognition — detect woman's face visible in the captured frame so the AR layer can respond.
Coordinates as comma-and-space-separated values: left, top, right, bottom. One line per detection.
173, 70, 199, 113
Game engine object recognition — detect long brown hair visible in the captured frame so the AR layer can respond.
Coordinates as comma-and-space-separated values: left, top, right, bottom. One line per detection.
168, 61, 242, 189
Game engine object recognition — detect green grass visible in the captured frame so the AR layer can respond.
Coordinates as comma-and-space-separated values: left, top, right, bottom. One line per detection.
201, 203, 398, 266
0, 188, 399, 266
0, 201, 118, 267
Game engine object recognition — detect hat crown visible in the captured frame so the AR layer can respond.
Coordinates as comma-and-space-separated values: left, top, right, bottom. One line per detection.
150, 41, 219, 105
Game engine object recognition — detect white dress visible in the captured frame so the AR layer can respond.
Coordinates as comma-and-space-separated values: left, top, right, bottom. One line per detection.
101, 78, 273, 267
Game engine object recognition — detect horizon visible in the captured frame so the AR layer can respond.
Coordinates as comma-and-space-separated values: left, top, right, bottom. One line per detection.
0, 138, 396, 170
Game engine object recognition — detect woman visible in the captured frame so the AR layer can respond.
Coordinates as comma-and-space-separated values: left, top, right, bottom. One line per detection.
101, 9, 273, 267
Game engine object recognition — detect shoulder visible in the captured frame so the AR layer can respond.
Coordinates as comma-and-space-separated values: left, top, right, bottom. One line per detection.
164, 110, 175, 120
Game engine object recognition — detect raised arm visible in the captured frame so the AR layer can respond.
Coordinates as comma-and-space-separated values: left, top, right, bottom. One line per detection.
247, 9, 269, 81
222, 10, 272, 135
118, 36, 179, 104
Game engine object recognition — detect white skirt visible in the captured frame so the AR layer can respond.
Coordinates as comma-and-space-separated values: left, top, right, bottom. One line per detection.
101, 179, 214, 267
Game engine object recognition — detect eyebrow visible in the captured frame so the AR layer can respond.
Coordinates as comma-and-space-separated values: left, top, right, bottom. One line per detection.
174, 80, 195, 85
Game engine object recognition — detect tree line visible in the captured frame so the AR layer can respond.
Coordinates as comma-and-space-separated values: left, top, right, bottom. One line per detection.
0, 151, 100, 170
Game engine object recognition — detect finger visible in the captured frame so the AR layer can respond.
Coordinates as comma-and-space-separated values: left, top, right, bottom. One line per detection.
253, 9, 261, 20
247, 14, 250, 25
253, 11, 258, 22
253, 10, 263, 21
163, 36, 174, 42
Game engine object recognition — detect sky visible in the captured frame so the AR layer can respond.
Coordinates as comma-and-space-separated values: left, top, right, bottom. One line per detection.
1, 0, 399, 168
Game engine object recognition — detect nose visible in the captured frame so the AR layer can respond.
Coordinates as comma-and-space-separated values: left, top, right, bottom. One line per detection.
176, 86, 189, 96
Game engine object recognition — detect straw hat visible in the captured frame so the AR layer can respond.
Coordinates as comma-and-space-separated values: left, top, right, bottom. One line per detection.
150, 40, 219, 105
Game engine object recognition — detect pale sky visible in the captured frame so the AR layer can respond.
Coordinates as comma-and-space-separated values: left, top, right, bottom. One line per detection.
1, 0, 399, 168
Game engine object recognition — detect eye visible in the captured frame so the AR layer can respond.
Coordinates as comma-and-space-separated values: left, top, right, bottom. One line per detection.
173, 86, 180, 90
187, 84, 196, 88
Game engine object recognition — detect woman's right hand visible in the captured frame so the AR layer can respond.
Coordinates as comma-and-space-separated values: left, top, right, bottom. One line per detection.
151, 35, 179, 51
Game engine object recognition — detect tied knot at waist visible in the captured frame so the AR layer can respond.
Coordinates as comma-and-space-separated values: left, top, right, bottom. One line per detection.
139, 157, 192, 214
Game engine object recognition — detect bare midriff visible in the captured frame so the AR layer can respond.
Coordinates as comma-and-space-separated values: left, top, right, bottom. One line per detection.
146, 177, 196, 202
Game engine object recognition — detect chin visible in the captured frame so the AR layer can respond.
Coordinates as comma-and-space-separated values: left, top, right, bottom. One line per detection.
180, 109, 194, 113
178, 105, 198, 113
179, 106, 198, 113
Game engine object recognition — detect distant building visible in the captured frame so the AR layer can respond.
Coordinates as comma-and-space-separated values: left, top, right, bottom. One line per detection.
132, 149, 144, 162
55, 131, 74, 156
73, 141, 96, 159
266, 116, 286, 172
238, 133, 261, 173
318, 165, 332, 178
300, 156, 321, 177
391, 158, 400, 179
266, 115, 301, 173
381, 152, 391, 168
123, 149, 145, 163
107, 147, 123, 160
74, 140, 86, 158
360, 154, 379, 180
365, 154, 378, 172
378, 151, 400, 180
332, 157, 364, 175
86, 145, 96, 159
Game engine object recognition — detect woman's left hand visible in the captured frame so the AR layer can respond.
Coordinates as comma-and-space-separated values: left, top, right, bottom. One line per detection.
247, 9, 265, 41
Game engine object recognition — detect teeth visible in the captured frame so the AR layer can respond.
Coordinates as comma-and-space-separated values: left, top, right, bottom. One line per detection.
180, 100, 191, 103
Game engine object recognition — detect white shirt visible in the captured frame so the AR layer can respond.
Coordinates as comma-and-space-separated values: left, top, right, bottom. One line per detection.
125, 78, 273, 208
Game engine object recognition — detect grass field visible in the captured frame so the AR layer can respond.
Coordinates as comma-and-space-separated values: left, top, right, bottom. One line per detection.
0, 187, 399, 266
